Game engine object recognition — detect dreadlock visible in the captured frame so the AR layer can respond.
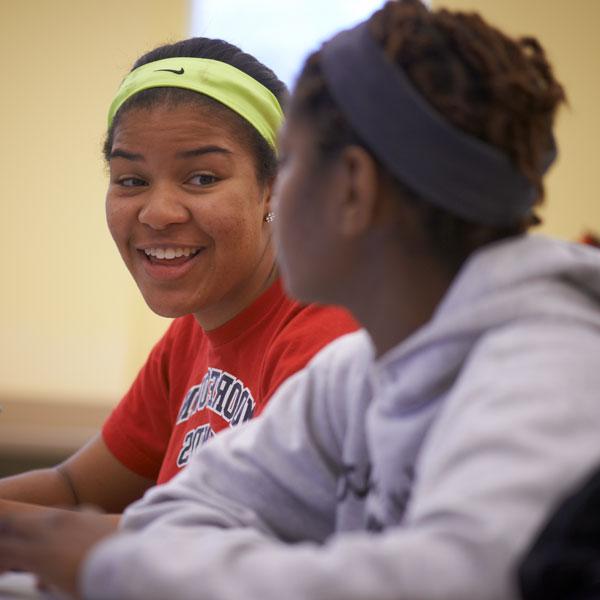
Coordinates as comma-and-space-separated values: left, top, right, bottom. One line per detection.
290, 0, 566, 270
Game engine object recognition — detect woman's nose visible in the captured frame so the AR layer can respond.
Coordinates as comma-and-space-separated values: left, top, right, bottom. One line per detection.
138, 184, 189, 230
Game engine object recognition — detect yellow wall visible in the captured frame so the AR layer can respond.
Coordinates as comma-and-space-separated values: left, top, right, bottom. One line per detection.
432, 0, 600, 240
0, 0, 186, 406
1, 0, 598, 410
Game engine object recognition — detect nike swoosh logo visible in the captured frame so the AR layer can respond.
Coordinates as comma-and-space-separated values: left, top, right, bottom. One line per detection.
154, 67, 184, 75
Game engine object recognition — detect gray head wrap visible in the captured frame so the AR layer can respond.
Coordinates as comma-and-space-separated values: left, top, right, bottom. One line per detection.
319, 22, 556, 226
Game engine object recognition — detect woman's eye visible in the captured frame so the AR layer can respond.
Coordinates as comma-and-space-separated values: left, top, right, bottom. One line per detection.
189, 174, 218, 186
118, 177, 147, 187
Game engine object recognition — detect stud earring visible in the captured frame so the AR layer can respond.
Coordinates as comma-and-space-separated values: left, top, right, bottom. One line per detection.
264, 212, 275, 223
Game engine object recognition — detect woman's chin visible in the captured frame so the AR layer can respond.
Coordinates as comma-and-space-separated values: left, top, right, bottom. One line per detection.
141, 295, 196, 319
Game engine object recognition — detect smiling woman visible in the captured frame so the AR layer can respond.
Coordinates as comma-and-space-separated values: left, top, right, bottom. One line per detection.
106, 103, 274, 326
0, 37, 356, 510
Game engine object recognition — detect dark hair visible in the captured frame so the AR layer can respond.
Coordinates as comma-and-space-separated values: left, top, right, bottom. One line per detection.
289, 0, 566, 270
104, 37, 288, 184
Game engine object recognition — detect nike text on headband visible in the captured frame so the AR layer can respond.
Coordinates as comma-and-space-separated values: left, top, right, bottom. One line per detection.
319, 23, 557, 226
107, 57, 284, 149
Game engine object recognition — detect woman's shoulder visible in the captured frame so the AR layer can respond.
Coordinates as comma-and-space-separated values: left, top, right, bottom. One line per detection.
263, 298, 359, 369
303, 329, 373, 375
271, 282, 359, 336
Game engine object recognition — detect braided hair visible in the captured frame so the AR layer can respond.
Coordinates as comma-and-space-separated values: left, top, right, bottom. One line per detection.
290, 0, 566, 270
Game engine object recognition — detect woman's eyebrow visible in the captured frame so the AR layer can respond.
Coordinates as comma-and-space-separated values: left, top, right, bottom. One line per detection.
109, 148, 144, 161
176, 145, 232, 159
108, 145, 232, 161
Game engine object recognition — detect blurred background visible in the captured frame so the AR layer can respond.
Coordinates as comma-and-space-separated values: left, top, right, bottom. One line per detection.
0, 0, 598, 475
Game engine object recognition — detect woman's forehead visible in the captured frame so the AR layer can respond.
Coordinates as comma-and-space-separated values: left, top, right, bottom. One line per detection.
112, 102, 248, 153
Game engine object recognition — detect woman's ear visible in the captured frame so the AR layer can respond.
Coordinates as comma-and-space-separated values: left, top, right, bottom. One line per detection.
261, 175, 276, 218
335, 145, 380, 238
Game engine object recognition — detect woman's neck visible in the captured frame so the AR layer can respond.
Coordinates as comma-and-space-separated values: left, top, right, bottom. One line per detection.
348, 246, 455, 358
193, 253, 278, 332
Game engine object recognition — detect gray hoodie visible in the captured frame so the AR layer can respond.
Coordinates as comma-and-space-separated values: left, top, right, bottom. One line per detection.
83, 235, 600, 600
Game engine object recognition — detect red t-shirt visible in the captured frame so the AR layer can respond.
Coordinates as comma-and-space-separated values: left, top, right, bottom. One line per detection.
102, 280, 358, 483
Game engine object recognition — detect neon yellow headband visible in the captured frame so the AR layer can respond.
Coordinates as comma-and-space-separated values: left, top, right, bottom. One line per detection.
107, 57, 284, 149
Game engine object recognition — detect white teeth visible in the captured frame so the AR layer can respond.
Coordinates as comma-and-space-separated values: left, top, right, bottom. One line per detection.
144, 247, 199, 260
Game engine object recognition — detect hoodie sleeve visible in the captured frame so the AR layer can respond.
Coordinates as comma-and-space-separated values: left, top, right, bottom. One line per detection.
80, 331, 369, 600
81, 324, 600, 600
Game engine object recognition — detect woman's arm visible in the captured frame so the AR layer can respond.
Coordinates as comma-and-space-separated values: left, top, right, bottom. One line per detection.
0, 333, 366, 598
0, 433, 154, 513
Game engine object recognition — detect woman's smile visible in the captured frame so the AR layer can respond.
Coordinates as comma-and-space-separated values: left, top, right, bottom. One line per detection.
137, 244, 206, 282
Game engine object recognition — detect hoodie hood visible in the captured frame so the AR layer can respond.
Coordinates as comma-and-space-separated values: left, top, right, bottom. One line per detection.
373, 235, 600, 413
440, 234, 600, 320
